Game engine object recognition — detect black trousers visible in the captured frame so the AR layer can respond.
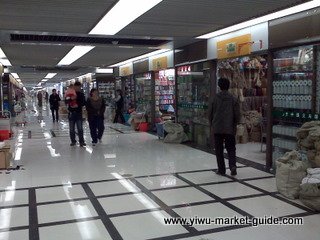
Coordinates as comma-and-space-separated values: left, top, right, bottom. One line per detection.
113, 109, 125, 123
51, 108, 59, 121
88, 116, 105, 143
214, 134, 237, 174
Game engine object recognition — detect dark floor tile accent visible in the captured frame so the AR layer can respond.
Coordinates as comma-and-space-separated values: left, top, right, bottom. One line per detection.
224, 193, 267, 202
81, 183, 123, 240
171, 200, 219, 209
174, 174, 254, 219
108, 126, 124, 134
36, 197, 90, 206
130, 178, 199, 235
239, 175, 275, 181
150, 185, 191, 192
108, 207, 162, 218
38, 216, 100, 228
0, 225, 30, 233
0, 203, 29, 209
50, 129, 56, 137
29, 188, 39, 240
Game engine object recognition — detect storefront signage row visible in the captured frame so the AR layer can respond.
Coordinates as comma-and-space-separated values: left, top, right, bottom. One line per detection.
178, 103, 208, 109
119, 63, 133, 77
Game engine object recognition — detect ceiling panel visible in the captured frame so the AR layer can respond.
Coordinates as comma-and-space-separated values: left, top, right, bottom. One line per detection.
118, 0, 310, 37
0, 0, 116, 33
19, 72, 47, 85
71, 46, 153, 67
1, 44, 72, 66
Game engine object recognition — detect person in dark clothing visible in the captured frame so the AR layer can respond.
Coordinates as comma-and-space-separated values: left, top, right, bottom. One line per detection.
45, 91, 49, 104
37, 91, 42, 107
86, 89, 106, 146
113, 89, 125, 123
66, 82, 86, 147
209, 78, 241, 176
49, 89, 61, 122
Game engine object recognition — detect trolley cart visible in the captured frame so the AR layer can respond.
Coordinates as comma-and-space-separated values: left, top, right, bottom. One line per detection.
0, 111, 12, 140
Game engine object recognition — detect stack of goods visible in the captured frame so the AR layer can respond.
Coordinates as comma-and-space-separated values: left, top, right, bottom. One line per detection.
244, 111, 262, 142
276, 121, 320, 211
0, 141, 12, 169
296, 121, 320, 167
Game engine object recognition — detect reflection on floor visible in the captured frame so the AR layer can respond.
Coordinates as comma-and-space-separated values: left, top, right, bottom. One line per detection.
236, 142, 266, 165
0, 102, 319, 240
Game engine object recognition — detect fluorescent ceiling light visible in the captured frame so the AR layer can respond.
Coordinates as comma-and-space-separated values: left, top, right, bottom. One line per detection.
11, 73, 19, 79
44, 73, 57, 79
41, 79, 48, 82
110, 49, 170, 67
89, 0, 163, 35
96, 68, 113, 74
197, 0, 320, 39
57, 46, 95, 66
0, 48, 12, 66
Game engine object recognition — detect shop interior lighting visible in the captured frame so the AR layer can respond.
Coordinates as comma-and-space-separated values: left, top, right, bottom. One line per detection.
197, 0, 320, 39
44, 73, 57, 79
96, 68, 113, 74
89, 0, 163, 35
0, 47, 12, 66
57, 46, 95, 66
110, 49, 170, 67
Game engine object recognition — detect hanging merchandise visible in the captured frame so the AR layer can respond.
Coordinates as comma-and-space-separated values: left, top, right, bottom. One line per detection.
217, 55, 268, 143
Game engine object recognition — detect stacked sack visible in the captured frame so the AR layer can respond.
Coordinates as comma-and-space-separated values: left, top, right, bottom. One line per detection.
296, 121, 320, 167
244, 111, 262, 142
300, 168, 320, 211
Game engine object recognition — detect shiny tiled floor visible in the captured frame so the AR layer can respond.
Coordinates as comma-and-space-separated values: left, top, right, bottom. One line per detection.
0, 102, 319, 240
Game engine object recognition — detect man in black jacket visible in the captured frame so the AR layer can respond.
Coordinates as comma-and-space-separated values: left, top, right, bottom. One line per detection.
66, 82, 86, 147
49, 89, 61, 122
209, 78, 240, 176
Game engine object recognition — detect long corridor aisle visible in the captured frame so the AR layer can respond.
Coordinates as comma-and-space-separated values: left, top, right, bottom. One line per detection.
0, 103, 319, 240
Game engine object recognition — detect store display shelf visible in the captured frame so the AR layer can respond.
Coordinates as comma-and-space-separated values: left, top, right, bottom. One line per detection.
275, 70, 313, 74
272, 132, 297, 139
272, 146, 296, 152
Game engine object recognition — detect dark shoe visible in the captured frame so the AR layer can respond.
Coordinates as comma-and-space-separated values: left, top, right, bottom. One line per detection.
80, 142, 86, 147
216, 170, 226, 176
230, 167, 237, 176
70, 142, 76, 146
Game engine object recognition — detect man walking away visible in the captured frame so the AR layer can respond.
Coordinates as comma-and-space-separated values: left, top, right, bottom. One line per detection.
49, 89, 61, 122
86, 89, 106, 146
209, 78, 240, 176
37, 91, 43, 107
66, 82, 86, 147
113, 89, 125, 123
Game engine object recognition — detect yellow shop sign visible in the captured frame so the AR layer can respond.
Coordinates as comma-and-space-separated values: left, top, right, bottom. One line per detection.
152, 56, 168, 70
217, 34, 252, 59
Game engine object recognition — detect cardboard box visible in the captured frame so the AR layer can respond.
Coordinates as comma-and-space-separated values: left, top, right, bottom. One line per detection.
0, 147, 11, 169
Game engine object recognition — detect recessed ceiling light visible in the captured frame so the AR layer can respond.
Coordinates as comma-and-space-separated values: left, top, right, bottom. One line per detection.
44, 73, 57, 78
57, 46, 95, 66
11, 73, 20, 79
89, 0, 163, 35
96, 68, 113, 74
197, 0, 320, 39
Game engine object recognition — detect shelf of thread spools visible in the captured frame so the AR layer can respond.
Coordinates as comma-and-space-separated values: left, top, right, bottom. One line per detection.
273, 94, 312, 109
272, 125, 299, 138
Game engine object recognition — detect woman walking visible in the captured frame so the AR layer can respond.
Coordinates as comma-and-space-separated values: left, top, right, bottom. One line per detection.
86, 89, 106, 146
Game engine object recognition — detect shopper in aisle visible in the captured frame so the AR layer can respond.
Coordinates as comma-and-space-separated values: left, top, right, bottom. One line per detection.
66, 81, 86, 147
113, 89, 125, 123
49, 89, 61, 122
37, 91, 43, 107
209, 78, 240, 176
45, 91, 49, 104
86, 88, 106, 146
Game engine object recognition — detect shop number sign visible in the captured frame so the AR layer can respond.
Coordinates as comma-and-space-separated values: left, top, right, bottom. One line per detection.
178, 103, 208, 109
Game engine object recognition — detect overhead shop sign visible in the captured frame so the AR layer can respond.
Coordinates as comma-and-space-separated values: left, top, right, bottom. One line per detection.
119, 63, 133, 76
152, 56, 168, 70
207, 22, 268, 60
149, 50, 174, 71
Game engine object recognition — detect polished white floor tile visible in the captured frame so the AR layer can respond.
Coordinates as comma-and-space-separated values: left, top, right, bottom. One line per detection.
137, 175, 188, 190
229, 196, 305, 217
0, 190, 28, 207
153, 187, 213, 206
236, 142, 266, 164
178, 171, 232, 185
174, 202, 242, 231
275, 194, 312, 209
0, 230, 29, 240
37, 200, 98, 224
231, 167, 273, 179
245, 178, 277, 192
111, 210, 188, 240
202, 182, 261, 199
99, 193, 159, 215
0, 207, 28, 229
36, 185, 87, 203
89, 180, 140, 197
39, 220, 113, 240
